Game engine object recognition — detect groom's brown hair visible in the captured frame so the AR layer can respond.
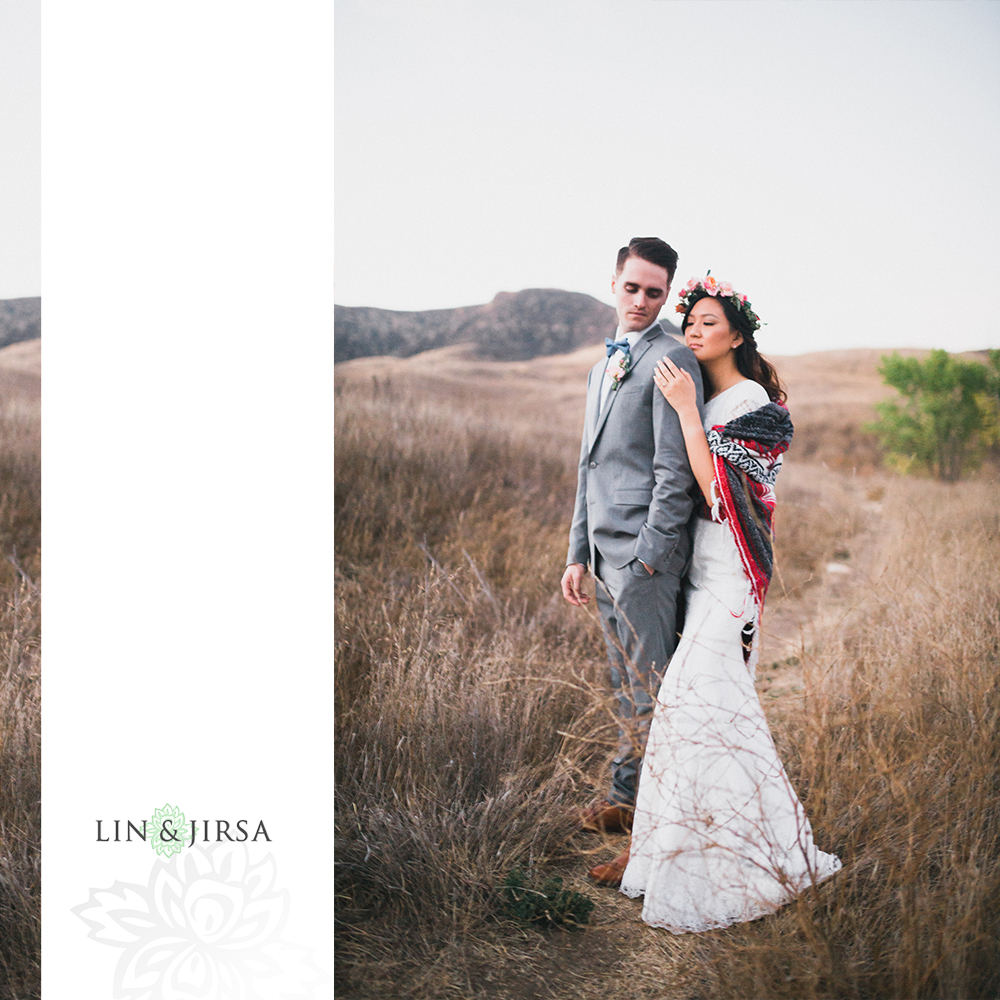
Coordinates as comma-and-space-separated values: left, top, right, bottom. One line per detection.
616, 237, 678, 284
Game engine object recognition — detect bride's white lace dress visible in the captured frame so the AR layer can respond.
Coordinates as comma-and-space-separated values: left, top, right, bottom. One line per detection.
620, 380, 841, 933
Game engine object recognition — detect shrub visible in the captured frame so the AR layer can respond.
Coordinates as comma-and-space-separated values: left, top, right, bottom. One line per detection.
867, 350, 1000, 480
500, 869, 595, 930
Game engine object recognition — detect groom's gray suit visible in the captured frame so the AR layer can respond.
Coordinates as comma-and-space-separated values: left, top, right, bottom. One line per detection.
567, 322, 703, 807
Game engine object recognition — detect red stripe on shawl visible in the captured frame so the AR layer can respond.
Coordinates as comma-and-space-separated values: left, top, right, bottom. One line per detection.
712, 453, 774, 613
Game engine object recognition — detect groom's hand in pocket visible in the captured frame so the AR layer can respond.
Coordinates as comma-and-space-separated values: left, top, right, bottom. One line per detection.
561, 563, 590, 606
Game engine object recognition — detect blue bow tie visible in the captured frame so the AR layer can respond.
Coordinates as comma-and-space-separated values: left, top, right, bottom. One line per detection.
605, 337, 630, 357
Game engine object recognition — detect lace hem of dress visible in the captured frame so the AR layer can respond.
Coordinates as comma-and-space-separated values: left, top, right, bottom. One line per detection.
620, 853, 842, 934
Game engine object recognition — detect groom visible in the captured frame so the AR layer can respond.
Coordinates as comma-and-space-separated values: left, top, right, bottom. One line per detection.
561, 236, 703, 841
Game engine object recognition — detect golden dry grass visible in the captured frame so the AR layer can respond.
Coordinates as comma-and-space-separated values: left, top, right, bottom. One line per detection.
338, 343, 991, 474
335, 351, 1000, 1000
0, 340, 41, 998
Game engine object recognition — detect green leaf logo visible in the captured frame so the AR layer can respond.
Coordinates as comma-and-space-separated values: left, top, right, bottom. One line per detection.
149, 803, 186, 858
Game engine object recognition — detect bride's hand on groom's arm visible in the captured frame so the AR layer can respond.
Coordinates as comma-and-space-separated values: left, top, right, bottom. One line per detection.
653, 357, 698, 417
561, 563, 590, 606
655, 356, 716, 504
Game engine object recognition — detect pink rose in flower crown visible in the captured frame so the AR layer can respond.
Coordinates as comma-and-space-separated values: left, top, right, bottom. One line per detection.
674, 274, 763, 333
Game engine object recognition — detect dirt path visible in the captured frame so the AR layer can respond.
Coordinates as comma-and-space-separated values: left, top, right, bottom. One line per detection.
754, 465, 885, 712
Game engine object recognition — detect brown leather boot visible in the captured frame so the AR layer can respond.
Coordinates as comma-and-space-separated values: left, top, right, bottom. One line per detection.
588, 845, 631, 887
579, 801, 633, 834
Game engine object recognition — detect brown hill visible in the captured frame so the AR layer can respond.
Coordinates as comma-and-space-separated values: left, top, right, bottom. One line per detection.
334, 302, 482, 362
334, 289, 680, 362
0, 338, 40, 404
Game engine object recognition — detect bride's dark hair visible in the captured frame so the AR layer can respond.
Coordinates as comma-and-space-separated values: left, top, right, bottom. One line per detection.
680, 291, 786, 404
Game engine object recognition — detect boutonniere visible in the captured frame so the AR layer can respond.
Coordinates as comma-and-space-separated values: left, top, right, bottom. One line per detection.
605, 349, 633, 390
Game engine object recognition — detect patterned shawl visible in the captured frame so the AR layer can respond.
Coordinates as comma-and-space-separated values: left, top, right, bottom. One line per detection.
704, 401, 794, 612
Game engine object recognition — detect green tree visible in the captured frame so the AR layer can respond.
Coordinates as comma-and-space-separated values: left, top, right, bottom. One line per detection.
868, 350, 1000, 482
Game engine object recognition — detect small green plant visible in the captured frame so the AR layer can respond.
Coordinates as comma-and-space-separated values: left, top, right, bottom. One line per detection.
500, 869, 595, 930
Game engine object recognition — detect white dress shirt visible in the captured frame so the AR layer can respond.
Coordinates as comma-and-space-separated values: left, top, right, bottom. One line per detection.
599, 320, 659, 413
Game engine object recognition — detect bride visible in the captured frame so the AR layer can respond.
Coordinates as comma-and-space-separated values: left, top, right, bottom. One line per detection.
589, 275, 841, 933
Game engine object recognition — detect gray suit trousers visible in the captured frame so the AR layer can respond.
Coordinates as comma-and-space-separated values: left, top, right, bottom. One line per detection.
594, 549, 683, 808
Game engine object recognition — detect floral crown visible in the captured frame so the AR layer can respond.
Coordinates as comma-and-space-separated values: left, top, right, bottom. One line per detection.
675, 274, 761, 333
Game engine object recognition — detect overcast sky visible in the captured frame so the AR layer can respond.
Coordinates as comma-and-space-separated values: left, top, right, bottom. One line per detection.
336, 0, 1000, 356
0, 0, 40, 300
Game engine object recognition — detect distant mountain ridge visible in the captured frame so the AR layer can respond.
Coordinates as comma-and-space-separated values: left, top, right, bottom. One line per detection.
335, 289, 680, 362
0, 298, 40, 349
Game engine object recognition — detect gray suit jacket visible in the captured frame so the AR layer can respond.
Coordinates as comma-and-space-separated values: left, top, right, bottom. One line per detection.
566, 323, 704, 576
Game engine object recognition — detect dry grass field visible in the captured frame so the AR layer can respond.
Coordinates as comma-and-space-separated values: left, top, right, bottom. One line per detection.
335, 343, 1000, 1000
0, 339, 40, 998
